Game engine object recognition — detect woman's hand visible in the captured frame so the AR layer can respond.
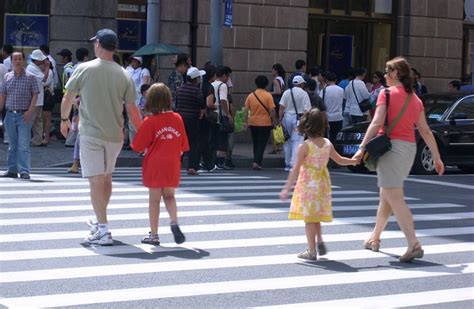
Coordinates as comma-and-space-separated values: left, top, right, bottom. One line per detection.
352, 149, 364, 163
434, 158, 445, 176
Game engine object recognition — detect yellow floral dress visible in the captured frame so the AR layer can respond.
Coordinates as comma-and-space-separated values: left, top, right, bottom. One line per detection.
288, 139, 333, 223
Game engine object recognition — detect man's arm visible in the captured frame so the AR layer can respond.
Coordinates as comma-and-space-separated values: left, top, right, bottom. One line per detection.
0, 94, 5, 112
23, 93, 38, 122
60, 91, 76, 137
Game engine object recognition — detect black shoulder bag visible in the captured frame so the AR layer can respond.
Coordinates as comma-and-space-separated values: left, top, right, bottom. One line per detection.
290, 89, 303, 120
363, 89, 412, 171
217, 82, 234, 133
352, 80, 372, 113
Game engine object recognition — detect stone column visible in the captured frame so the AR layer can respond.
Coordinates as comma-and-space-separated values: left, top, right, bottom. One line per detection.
397, 0, 464, 92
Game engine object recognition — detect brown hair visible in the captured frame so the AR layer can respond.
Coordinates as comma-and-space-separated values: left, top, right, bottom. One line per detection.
144, 83, 172, 114
386, 56, 414, 93
298, 108, 327, 138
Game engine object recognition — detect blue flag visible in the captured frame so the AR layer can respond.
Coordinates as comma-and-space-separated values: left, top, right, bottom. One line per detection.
224, 0, 233, 28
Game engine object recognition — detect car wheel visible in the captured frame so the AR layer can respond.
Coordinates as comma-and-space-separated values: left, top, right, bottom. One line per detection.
412, 141, 436, 175
348, 164, 369, 173
458, 165, 474, 173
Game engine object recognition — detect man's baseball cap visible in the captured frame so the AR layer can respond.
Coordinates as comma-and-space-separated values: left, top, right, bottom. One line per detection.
89, 28, 118, 51
187, 67, 206, 79
132, 56, 142, 63
30, 49, 47, 61
57, 49, 72, 57
292, 75, 306, 85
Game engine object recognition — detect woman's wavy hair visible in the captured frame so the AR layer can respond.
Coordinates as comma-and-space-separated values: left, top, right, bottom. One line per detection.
298, 108, 328, 138
272, 63, 286, 79
144, 83, 172, 115
386, 57, 414, 93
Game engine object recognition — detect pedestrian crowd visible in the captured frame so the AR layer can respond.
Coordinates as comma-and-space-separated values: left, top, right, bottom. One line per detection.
0, 29, 452, 262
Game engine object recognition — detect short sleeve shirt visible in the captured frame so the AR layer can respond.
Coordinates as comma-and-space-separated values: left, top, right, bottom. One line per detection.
0, 70, 39, 110
244, 89, 275, 126
376, 85, 424, 143
279, 87, 311, 114
66, 58, 136, 143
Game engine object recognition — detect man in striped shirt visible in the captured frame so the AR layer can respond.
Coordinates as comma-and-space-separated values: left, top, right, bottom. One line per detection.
176, 67, 206, 175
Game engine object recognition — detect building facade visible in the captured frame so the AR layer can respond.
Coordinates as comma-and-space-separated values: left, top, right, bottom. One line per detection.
1, 0, 473, 107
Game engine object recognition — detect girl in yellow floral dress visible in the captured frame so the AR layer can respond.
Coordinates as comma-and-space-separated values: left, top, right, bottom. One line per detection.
280, 108, 359, 260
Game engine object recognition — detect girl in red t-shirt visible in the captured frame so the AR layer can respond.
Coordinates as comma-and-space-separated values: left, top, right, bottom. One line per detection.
132, 83, 189, 245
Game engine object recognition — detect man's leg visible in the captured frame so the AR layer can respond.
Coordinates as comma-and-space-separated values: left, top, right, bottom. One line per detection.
88, 174, 113, 224
16, 114, 33, 176
4, 112, 18, 174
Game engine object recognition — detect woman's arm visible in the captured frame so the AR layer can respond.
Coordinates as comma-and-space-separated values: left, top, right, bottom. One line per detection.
280, 143, 308, 200
352, 103, 386, 161
271, 79, 282, 95
416, 112, 445, 175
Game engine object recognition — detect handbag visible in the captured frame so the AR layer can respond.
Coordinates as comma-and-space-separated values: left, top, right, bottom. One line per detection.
363, 89, 412, 171
352, 80, 372, 113
272, 125, 286, 144
252, 91, 275, 127
290, 89, 303, 120
217, 82, 234, 133
204, 107, 218, 124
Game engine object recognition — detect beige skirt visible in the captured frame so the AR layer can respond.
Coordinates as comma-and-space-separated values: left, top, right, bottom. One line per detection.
376, 140, 417, 188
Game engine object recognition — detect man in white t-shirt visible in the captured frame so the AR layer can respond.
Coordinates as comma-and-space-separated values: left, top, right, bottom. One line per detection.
343, 67, 370, 127
321, 71, 344, 142
211, 66, 233, 169
26, 49, 53, 146
1, 45, 13, 72
279, 75, 312, 171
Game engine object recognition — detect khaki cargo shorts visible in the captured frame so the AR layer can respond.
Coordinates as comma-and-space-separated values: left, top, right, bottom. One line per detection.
79, 135, 123, 178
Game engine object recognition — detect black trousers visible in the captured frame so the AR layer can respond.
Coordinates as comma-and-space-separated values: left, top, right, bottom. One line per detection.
183, 117, 200, 170
250, 126, 272, 166
198, 118, 218, 170
328, 120, 343, 143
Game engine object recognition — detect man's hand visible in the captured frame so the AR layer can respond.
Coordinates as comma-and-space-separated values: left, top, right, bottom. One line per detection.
23, 109, 34, 123
60, 119, 71, 138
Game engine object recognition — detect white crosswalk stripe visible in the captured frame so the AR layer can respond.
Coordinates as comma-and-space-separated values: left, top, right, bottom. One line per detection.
1, 167, 472, 308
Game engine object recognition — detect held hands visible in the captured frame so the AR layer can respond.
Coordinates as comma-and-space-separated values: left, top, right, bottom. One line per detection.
352, 149, 364, 163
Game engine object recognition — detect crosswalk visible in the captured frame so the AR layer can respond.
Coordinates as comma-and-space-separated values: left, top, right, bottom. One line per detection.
1, 167, 473, 308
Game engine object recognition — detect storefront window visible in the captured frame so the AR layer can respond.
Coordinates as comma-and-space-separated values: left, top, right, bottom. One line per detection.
309, 0, 327, 9
352, 0, 366, 12
5, 0, 50, 14
371, 23, 391, 72
331, 0, 346, 11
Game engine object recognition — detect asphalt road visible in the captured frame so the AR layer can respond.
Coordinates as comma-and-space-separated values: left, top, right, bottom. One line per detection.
0, 167, 473, 308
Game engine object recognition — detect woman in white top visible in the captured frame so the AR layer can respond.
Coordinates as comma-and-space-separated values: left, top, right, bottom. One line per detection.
127, 56, 151, 105
367, 71, 386, 118
270, 63, 286, 154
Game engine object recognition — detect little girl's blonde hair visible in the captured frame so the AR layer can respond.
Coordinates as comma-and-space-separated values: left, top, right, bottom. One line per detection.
298, 108, 328, 138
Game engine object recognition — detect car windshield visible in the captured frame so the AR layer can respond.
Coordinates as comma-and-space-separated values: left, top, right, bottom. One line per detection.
424, 98, 454, 121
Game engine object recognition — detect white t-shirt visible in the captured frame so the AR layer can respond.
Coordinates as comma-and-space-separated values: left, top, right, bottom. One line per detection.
3, 56, 12, 71
26, 63, 53, 107
0, 63, 7, 86
321, 84, 344, 122
344, 79, 370, 116
279, 87, 311, 114
47, 55, 59, 89
211, 80, 228, 116
128, 67, 151, 104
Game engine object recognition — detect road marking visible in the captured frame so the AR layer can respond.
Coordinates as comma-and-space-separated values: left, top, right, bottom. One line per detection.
2, 226, 472, 260
333, 172, 474, 190
1, 263, 472, 307
0, 193, 382, 204
2, 243, 472, 283
3, 207, 468, 227
0, 202, 462, 214
257, 287, 474, 308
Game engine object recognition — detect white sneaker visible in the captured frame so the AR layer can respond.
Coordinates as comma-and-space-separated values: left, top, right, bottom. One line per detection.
85, 230, 113, 246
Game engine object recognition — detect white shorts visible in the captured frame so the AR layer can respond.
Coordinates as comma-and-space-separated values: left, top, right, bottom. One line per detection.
80, 135, 123, 178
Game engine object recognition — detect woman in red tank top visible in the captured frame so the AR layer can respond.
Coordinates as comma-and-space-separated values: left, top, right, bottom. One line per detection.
353, 57, 444, 262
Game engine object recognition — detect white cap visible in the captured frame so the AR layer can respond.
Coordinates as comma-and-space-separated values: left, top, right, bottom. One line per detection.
30, 49, 47, 61
132, 56, 142, 63
292, 75, 306, 85
187, 67, 206, 79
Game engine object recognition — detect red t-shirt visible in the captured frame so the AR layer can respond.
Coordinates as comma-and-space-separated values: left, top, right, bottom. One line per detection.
131, 112, 189, 188
376, 85, 424, 143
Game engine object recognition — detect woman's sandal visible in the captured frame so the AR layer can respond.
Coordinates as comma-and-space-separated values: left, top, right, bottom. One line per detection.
141, 232, 160, 245
363, 239, 381, 252
399, 243, 424, 263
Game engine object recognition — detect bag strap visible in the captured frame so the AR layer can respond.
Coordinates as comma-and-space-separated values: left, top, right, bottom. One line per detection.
290, 89, 299, 115
322, 87, 326, 103
351, 80, 360, 104
386, 90, 412, 135
217, 82, 224, 117
252, 91, 271, 117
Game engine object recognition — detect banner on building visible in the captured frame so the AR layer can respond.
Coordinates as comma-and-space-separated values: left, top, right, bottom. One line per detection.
117, 19, 147, 51
4, 14, 49, 48
224, 0, 233, 28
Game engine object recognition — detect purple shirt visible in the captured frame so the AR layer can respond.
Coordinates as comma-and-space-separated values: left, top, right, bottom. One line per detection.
0, 69, 39, 110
